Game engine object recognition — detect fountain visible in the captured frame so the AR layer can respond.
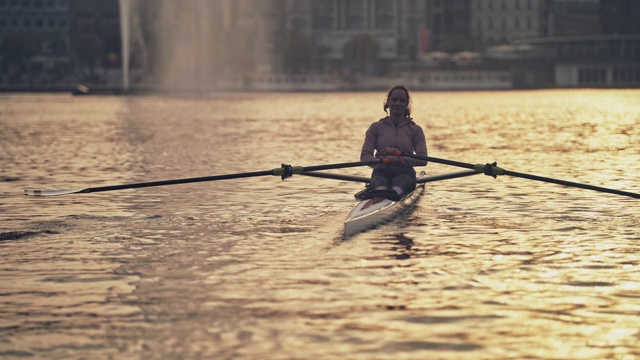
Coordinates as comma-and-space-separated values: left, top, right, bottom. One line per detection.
119, 0, 270, 93
119, 0, 130, 92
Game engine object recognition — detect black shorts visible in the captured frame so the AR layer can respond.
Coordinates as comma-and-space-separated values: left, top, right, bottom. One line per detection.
370, 169, 416, 193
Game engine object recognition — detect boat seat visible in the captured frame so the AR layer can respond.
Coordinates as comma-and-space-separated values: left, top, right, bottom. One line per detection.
361, 189, 402, 201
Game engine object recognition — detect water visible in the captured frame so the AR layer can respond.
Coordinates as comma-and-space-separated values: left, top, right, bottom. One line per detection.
1, 90, 639, 359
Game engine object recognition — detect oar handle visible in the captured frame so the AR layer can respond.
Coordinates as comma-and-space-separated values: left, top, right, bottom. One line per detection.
401, 153, 499, 175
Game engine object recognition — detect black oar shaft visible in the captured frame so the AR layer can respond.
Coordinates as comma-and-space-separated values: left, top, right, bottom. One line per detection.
421, 156, 477, 170
299, 172, 370, 183
419, 170, 480, 183
503, 169, 640, 199
78, 170, 276, 193
25, 160, 383, 196
401, 152, 639, 199
301, 160, 381, 172
301, 169, 480, 184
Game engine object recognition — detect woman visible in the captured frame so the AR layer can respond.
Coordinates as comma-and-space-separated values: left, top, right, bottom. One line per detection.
360, 85, 428, 199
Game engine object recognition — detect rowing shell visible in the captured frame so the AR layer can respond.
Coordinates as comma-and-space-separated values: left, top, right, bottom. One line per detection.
344, 182, 425, 238
302, 170, 481, 237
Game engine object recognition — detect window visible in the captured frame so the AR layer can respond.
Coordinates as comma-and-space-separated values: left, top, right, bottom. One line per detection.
347, 16, 363, 29
375, 15, 392, 29
375, 0, 393, 29
312, 0, 332, 13
313, 14, 333, 29
613, 67, 640, 84
578, 67, 606, 85
376, 0, 392, 13
347, 0, 363, 15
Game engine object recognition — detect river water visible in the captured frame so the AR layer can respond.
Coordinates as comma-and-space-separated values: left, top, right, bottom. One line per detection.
1, 90, 639, 359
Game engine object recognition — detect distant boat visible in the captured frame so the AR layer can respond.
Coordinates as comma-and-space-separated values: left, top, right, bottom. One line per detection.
72, 84, 90, 95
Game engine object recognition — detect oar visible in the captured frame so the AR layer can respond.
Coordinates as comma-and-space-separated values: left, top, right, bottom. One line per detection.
402, 153, 640, 199
300, 170, 480, 184
418, 170, 480, 184
299, 172, 370, 183
24, 160, 382, 197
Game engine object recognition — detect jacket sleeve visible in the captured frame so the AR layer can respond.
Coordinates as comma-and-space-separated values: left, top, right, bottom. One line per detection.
360, 123, 379, 166
399, 124, 428, 167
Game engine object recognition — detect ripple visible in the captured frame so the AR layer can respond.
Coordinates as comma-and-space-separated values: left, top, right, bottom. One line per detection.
1, 90, 639, 359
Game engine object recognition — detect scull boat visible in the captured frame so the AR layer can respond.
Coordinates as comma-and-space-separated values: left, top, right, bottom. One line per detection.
344, 180, 426, 238
298, 170, 484, 237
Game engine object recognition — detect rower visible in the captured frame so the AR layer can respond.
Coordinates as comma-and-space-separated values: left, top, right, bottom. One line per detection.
359, 85, 428, 199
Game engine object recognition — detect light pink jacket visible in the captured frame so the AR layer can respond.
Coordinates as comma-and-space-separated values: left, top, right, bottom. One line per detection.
360, 117, 428, 172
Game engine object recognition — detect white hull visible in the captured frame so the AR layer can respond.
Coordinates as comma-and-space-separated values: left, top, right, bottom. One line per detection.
343, 186, 424, 238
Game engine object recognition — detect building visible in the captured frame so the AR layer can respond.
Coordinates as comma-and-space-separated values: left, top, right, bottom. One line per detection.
515, 34, 640, 87
68, 0, 120, 66
280, 0, 429, 74
0, 0, 71, 85
551, 0, 601, 36
0, 0, 122, 87
599, 0, 640, 35
2, 0, 638, 91
425, 0, 473, 52
471, 0, 553, 47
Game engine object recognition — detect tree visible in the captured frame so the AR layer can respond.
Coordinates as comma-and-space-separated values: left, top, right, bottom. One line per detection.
343, 34, 380, 75
72, 33, 105, 81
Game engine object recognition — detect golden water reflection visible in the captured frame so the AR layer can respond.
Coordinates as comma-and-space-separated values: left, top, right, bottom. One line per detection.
1, 90, 639, 359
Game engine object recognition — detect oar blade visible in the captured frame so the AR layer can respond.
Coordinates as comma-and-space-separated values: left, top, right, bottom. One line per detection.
24, 188, 87, 197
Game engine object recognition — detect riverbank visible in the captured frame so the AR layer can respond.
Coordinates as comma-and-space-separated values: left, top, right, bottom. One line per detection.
0, 70, 513, 94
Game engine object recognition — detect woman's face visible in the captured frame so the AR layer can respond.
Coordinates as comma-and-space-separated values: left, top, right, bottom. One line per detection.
387, 89, 408, 117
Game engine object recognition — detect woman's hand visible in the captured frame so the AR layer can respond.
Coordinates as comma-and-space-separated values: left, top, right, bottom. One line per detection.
382, 156, 400, 164
380, 147, 402, 156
